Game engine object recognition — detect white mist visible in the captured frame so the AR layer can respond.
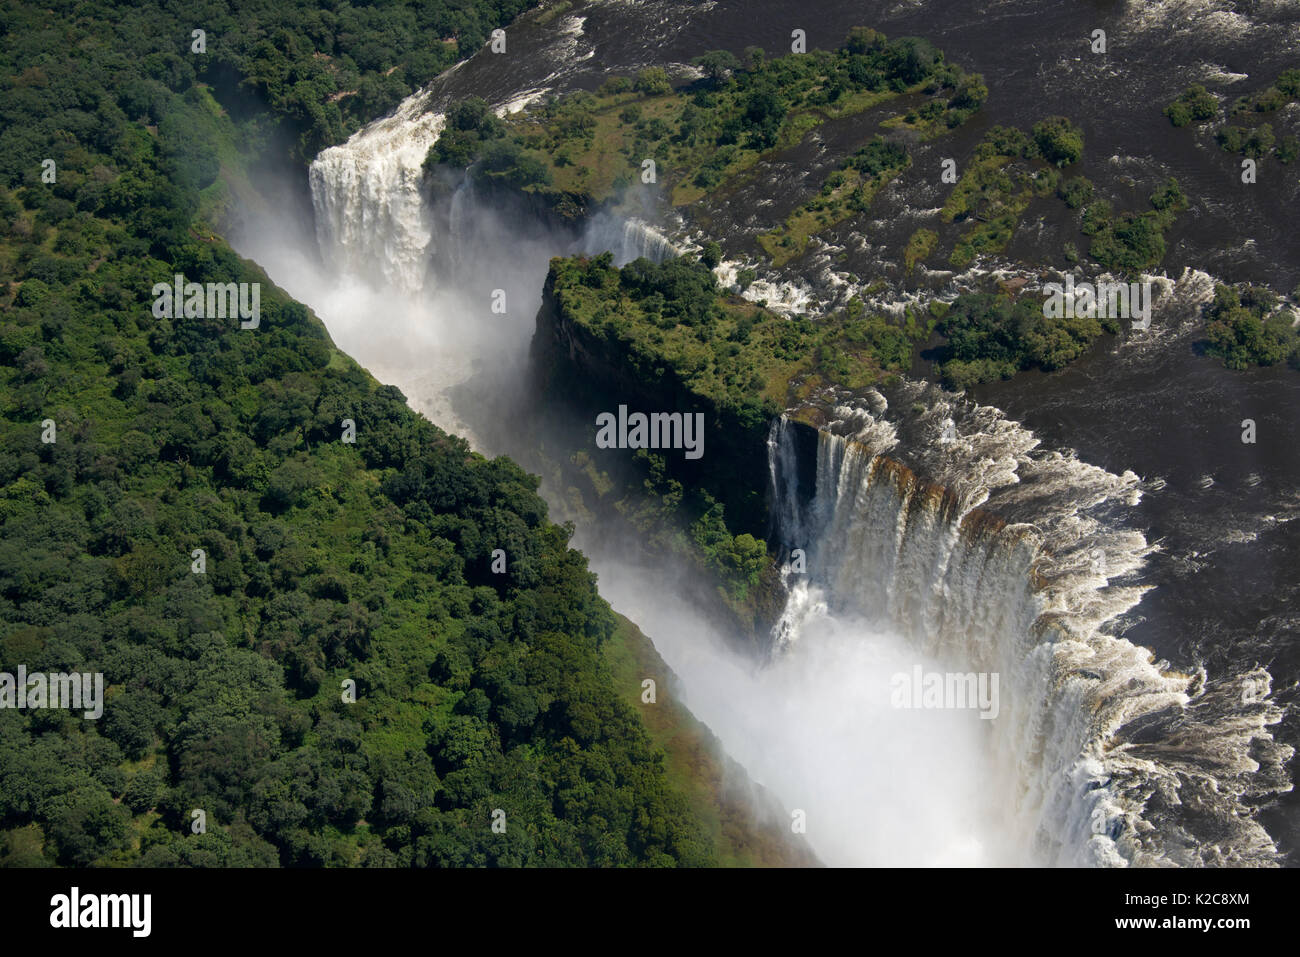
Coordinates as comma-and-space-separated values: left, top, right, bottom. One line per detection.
227, 101, 1030, 868
231, 86, 1287, 868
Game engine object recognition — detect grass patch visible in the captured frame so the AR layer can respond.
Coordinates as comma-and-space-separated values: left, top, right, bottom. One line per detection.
601, 613, 817, 866
904, 227, 939, 271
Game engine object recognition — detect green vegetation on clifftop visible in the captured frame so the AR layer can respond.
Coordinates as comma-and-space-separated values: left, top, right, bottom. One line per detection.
547, 252, 923, 415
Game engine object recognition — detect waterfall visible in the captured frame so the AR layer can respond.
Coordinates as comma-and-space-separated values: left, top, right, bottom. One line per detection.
310, 99, 682, 299
615, 218, 679, 264
309, 95, 446, 293
296, 58, 1291, 870
767, 382, 1293, 866
446, 174, 475, 271
577, 210, 681, 265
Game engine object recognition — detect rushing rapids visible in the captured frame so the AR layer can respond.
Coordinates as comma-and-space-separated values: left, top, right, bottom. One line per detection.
767, 384, 1293, 866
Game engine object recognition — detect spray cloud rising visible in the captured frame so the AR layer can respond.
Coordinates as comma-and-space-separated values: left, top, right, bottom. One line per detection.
231, 81, 1290, 867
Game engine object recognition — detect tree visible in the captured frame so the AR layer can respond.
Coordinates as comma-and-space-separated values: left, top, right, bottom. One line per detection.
47, 787, 131, 866
843, 27, 887, 55
692, 50, 741, 86
1057, 176, 1094, 209
1164, 84, 1217, 126
743, 90, 785, 149
450, 97, 491, 131
950, 74, 988, 112
1149, 177, 1186, 213
884, 37, 939, 85
634, 67, 672, 96
1204, 283, 1298, 369
1090, 212, 1167, 272
1033, 116, 1084, 166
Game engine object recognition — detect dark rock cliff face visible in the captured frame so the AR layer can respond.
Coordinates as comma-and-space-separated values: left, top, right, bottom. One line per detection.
422, 173, 589, 264
533, 268, 776, 532
472, 175, 595, 230
529, 267, 790, 651
531, 264, 1039, 650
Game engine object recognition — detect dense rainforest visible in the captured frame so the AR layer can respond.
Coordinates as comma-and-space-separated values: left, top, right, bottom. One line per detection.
0, 0, 806, 867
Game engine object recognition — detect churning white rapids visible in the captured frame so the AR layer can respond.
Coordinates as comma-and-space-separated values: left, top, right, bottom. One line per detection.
231, 83, 1291, 868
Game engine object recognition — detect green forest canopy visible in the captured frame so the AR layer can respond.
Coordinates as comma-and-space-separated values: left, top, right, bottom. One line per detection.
0, 0, 768, 867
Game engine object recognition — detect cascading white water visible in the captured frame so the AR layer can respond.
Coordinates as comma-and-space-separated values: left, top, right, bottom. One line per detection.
617, 218, 679, 264
289, 79, 691, 462
308, 86, 685, 307
768, 383, 1293, 866
310, 96, 446, 293
287, 87, 1021, 866
578, 209, 682, 265
258, 59, 1294, 870
446, 174, 474, 271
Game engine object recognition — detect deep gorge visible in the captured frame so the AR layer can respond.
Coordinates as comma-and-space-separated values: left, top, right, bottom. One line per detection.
226, 0, 1300, 868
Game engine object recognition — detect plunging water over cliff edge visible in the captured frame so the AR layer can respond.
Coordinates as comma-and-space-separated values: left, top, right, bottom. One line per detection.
302, 69, 1293, 867
767, 385, 1293, 866
309, 89, 682, 300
